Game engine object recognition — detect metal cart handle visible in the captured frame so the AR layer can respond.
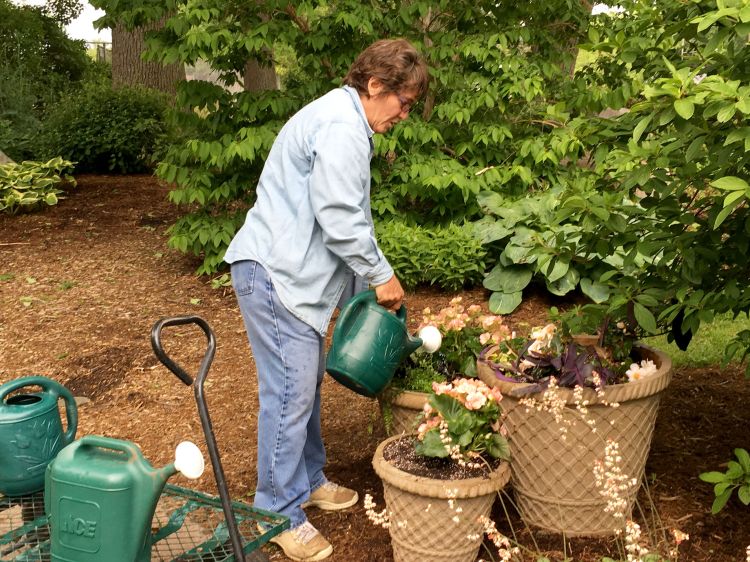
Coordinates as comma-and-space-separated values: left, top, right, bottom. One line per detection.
150, 315, 246, 561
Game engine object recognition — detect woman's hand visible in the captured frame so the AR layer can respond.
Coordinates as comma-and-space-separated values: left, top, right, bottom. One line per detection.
374, 275, 404, 312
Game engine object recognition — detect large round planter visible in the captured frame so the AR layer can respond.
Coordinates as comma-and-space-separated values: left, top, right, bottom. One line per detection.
372, 434, 511, 562
378, 390, 429, 436
476, 343, 672, 537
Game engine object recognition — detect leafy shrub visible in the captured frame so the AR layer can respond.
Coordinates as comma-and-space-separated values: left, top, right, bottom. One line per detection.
0, 157, 75, 214
0, 0, 90, 161
36, 85, 171, 174
376, 221, 487, 291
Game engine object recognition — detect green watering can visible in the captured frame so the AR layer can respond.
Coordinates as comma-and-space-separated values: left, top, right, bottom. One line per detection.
45, 435, 204, 562
0, 376, 78, 497
326, 290, 442, 398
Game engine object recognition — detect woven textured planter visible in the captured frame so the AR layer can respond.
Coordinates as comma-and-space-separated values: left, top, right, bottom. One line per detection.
372, 435, 510, 562
379, 390, 429, 435
476, 343, 672, 536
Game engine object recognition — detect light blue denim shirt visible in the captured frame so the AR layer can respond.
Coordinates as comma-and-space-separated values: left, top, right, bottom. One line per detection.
223, 86, 394, 335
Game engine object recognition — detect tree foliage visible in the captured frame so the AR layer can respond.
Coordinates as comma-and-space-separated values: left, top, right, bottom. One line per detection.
0, 0, 90, 160
90, 0, 750, 369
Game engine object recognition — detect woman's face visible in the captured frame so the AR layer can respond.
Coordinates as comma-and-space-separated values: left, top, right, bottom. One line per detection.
360, 78, 417, 134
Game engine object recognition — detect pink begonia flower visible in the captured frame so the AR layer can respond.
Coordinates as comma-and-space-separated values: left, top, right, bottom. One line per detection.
450, 297, 463, 306
489, 387, 503, 403
465, 391, 487, 410
454, 380, 477, 396
447, 318, 465, 331
432, 381, 452, 395
468, 304, 481, 315
480, 332, 491, 345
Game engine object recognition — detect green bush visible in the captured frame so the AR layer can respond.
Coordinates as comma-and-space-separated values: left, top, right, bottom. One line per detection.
376, 221, 487, 291
0, 157, 76, 214
36, 85, 171, 174
0, 0, 90, 161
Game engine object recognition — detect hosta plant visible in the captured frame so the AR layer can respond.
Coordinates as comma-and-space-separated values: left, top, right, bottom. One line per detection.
0, 158, 75, 214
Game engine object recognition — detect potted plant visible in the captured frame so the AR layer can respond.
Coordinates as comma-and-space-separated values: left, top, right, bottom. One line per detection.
475, 305, 673, 536
370, 377, 513, 562
380, 297, 505, 435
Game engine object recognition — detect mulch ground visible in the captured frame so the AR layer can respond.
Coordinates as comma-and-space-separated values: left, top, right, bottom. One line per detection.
0, 174, 748, 561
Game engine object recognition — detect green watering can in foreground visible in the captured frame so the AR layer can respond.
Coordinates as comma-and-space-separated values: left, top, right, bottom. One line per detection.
0, 376, 78, 497
45, 435, 204, 562
326, 290, 442, 397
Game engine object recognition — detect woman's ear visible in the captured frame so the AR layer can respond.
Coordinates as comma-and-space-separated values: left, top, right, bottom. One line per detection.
367, 77, 385, 97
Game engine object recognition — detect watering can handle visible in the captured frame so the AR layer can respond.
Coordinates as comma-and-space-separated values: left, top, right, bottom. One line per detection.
0, 375, 78, 445
78, 435, 140, 458
150, 315, 216, 387
334, 289, 408, 337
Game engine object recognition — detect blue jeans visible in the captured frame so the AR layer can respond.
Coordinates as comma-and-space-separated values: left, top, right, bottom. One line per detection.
231, 260, 327, 529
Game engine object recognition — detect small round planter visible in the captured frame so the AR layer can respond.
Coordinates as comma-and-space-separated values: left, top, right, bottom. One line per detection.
378, 390, 429, 436
372, 434, 511, 562
476, 343, 672, 537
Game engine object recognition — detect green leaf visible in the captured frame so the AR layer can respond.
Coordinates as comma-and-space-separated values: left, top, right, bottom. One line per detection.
483, 263, 533, 293
714, 199, 741, 228
580, 278, 610, 303
633, 115, 653, 143
711, 489, 733, 514
545, 268, 579, 296
735, 448, 750, 472
548, 258, 571, 283
738, 485, 750, 505
717, 104, 736, 123
489, 291, 523, 314
633, 302, 658, 334
686, 136, 706, 162
711, 176, 750, 191
726, 461, 744, 479
486, 434, 511, 461
674, 99, 695, 119
700, 471, 729, 483
415, 429, 450, 458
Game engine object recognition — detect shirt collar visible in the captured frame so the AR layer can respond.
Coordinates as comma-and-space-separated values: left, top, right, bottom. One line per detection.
343, 85, 374, 142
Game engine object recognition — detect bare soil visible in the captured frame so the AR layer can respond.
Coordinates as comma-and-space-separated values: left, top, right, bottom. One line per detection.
0, 175, 748, 561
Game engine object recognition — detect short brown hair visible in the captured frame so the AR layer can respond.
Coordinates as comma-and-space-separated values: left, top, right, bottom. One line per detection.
344, 38, 429, 101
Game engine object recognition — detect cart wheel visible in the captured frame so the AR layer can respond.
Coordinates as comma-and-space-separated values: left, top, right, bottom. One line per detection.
243, 551, 270, 562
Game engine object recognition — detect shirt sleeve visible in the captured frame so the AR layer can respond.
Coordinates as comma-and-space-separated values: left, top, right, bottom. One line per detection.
308, 121, 394, 286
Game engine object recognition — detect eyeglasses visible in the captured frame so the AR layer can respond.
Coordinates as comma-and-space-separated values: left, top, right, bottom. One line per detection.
396, 93, 414, 113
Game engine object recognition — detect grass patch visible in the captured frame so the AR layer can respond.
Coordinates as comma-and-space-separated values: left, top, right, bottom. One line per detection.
644, 312, 750, 367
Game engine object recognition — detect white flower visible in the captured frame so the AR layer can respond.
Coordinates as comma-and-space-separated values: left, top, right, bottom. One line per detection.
625, 359, 658, 382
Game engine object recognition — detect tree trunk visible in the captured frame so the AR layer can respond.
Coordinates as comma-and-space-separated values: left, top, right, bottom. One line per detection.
243, 58, 278, 91
111, 19, 185, 95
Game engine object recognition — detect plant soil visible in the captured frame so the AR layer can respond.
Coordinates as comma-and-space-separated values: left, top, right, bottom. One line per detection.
1, 175, 748, 561
382, 436, 502, 480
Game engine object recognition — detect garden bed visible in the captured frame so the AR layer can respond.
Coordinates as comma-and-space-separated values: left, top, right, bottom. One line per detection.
0, 175, 748, 560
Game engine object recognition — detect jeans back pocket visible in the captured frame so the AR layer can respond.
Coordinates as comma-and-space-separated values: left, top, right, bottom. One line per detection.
232, 260, 257, 296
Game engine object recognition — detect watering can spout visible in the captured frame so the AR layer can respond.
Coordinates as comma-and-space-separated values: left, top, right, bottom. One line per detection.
151, 463, 178, 496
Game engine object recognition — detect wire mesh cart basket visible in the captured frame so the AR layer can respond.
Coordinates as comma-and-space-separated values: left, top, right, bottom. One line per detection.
1, 315, 288, 561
